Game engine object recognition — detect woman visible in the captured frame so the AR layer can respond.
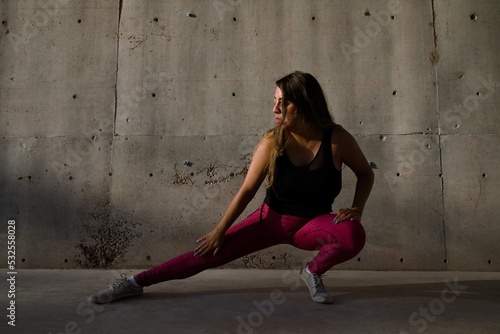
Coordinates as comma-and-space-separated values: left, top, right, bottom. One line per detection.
90, 71, 374, 305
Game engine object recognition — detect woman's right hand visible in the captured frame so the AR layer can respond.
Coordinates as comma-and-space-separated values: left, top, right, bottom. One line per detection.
194, 229, 225, 257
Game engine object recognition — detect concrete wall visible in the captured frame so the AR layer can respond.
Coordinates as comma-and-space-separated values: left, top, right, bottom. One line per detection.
0, 0, 498, 271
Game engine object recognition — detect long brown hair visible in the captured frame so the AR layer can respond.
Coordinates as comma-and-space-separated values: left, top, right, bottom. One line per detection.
264, 71, 336, 188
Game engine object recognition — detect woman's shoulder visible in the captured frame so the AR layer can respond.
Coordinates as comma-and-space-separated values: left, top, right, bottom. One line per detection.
261, 128, 276, 143
256, 129, 275, 150
330, 124, 347, 139
330, 124, 356, 146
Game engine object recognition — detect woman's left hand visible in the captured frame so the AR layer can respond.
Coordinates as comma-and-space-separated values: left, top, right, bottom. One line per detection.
334, 208, 362, 224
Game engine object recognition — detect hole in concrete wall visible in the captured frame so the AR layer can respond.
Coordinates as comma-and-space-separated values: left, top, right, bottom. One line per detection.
359, 121, 363, 125
459, 74, 465, 80
2, 20, 9, 34
357, 257, 362, 262
400, 258, 404, 263
152, 93, 156, 97
393, 90, 398, 96
476, 92, 482, 96
64, 259, 68, 263
233, 17, 237, 21
396, 172, 401, 177
391, 15, 395, 19
439, 173, 443, 177
444, 259, 448, 264
77, 19, 81, 23
109, 172, 113, 176
22, 258, 25, 262
364, 10, 371, 16
272, 256, 276, 260
470, 13, 478, 21
154, 17, 159, 22
149, 173, 153, 177
312, 16, 316, 21
73, 94, 77, 99
482, 173, 487, 178
454, 124, 460, 129
488, 260, 492, 264
146, 255, 151, 261
232, 92, 236, 96
379, 135, 387, 141
187, 13, 197, 18
69, 176, 73, 180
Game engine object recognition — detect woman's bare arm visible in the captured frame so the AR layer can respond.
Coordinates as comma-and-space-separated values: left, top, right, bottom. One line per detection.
332, 126, 374, 223
194, 135, 272, 256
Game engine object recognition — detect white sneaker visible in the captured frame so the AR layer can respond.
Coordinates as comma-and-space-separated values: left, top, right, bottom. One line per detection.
89, 274, 143, 304
299, 266, 333, 304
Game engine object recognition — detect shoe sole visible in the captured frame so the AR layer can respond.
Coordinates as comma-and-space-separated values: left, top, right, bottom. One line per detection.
89, 291, 143, 304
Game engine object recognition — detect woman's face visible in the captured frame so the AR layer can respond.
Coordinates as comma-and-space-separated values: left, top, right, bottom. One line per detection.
273, 86, 297, 128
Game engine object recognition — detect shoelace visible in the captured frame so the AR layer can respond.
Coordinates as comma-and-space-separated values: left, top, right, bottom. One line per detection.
312, 275, 327, 293
110, 274, 128, 289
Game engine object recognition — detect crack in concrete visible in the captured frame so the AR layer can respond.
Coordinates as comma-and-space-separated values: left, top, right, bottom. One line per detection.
114, 0, 124, 136
431, 0, 448, 270
431, 0, 437, 49
106, 0, 124, 204
429, 0, 440, 65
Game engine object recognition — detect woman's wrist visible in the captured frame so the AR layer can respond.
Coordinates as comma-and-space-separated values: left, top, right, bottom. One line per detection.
214, 224, 228, 235
350, 207, 363, 215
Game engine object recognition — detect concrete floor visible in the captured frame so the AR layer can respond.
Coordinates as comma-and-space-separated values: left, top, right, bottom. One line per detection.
1, 269, 499, 334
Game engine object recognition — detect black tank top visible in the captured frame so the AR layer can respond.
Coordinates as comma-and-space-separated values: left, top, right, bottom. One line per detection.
264, 127, 342, 218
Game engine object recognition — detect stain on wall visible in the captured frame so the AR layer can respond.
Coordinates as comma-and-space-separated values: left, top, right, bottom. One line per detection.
75, 205, 143, 269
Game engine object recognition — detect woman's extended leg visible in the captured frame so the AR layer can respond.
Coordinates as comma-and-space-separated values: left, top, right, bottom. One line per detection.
90, 204, 310, 303
89, 205, 302, 304
134, 204, 310, 287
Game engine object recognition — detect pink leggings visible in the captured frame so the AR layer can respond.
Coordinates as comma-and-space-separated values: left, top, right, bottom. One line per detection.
135, 203, 365, 287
